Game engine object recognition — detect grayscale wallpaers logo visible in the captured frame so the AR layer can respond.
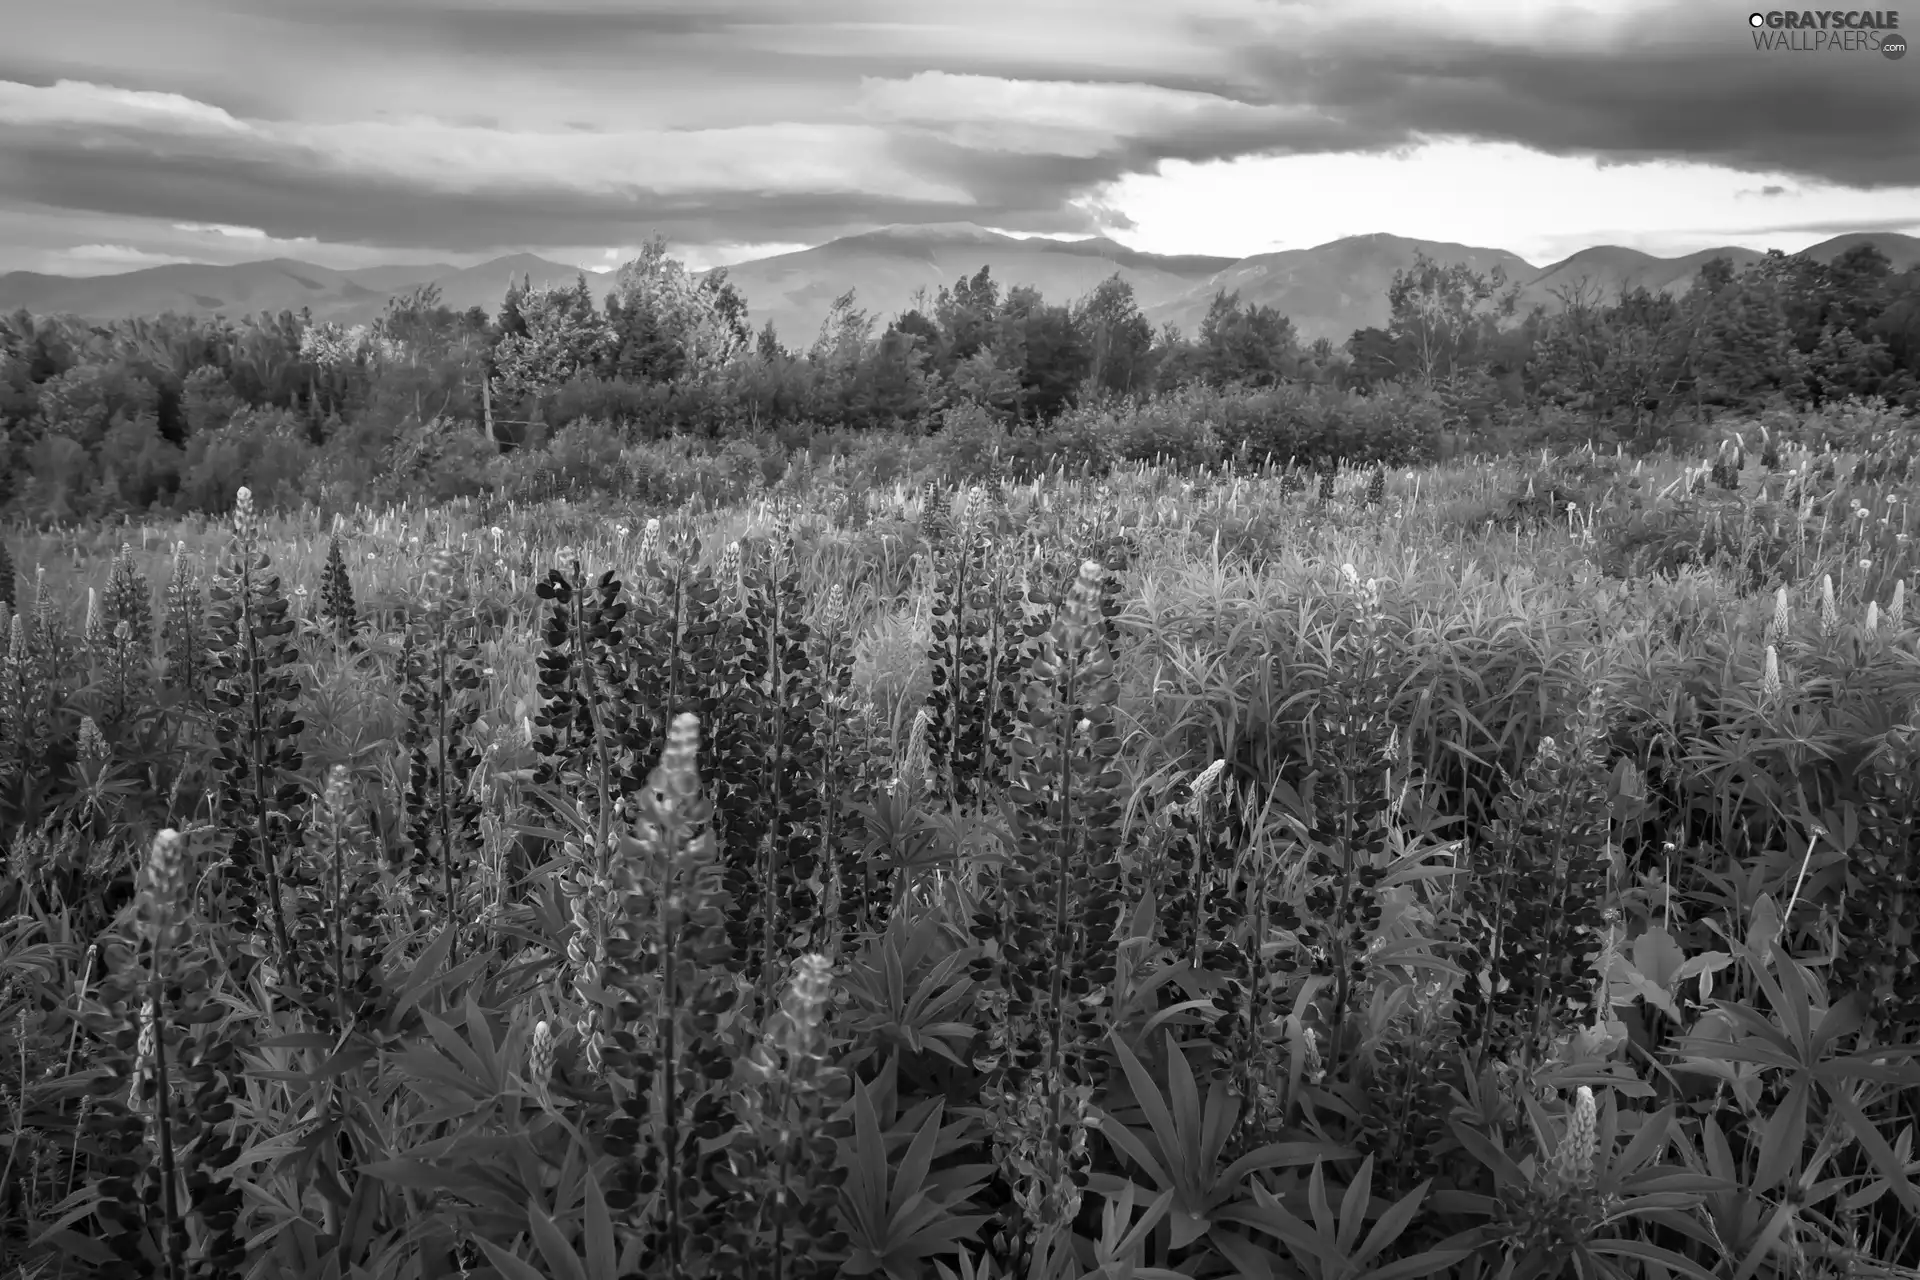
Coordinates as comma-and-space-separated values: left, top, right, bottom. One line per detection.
1748, 10, 1905, 56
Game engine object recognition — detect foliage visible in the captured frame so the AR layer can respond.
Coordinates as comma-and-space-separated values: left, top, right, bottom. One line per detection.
1, 422, 1918, 1277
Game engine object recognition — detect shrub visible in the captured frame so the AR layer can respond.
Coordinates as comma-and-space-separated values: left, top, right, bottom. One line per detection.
178, 409, 316, 513
95, 415, 184, 513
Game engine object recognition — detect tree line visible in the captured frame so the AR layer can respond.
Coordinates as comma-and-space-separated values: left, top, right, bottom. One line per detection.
2, 232, 1915, 517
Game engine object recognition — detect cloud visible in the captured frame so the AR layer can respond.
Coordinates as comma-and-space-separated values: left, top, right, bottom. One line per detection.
0, 78, 1000, 255
45, 244, 199, 274
1220, 20, 1920, 190
1721, 216, 1920, 237
854, 73, 1355, 161
0, 78, 246, 133
173, 222, 274, 239
0, 0, 1914, 272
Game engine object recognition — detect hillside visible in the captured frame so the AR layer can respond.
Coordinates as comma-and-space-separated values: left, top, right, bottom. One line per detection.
1520, 232, 1920, 311
371, 253, 617, 324
0, 254, 604, 326
1144, 233, 1537, 344
1802, 230, 1920, 270
4, 226, 1917, 348
1517, 245, 1767, 310
702, 223, 1235, 349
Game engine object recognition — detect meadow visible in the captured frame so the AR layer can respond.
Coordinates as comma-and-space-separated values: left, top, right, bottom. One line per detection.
2, 414, 1919, 1280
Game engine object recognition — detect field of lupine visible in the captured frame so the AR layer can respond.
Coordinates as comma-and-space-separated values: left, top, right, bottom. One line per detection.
2, 427, 1919, 1280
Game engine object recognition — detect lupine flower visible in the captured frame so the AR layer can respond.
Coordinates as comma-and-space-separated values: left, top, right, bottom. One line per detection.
1188, 758, 1228, 816
76, 716, 109, 761
83, 588, 105, 654
528, 1020, 556, 1108
892, 706, 933, 795
129, 996, 159, 1115
1820, 575, 1838, 636
768, 953, 835, 1061
135, 829, 190, 953
818, 582, 847, 637
1773, 586, 1790, 637
1550, 1086, 1599, 1189
1299, 1023, 1325, 1085
1056, 559, 1105, 650
1762, 646, 1782, 699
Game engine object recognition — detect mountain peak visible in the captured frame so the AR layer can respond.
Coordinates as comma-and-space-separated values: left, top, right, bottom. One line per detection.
848, 222, 1006, 245
3, 226, 1916, 350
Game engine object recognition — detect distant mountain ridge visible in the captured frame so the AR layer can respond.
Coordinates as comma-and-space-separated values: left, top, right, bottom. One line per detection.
3, 225, 1916, 349
1143, 233, 1538, 344
0, 253, 607, 330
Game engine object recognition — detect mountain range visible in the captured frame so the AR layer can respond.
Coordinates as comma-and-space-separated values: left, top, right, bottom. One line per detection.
4, 225, 1917, 349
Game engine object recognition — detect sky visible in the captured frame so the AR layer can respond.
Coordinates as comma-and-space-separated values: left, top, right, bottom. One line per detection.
0, 0, 1916, 278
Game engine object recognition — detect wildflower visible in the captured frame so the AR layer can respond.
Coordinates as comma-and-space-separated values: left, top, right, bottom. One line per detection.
1820, 575, 1838, 636
1055, 559, 1104, 650
657, 712, 701, 805
135, 829, 190, 952
528, 1020, 556, 1108
818, 582, 847, 638
1298, 1023, 1325, 1085
1890, 579, 1906, 631
769, 953, 835, 1061
893, 706, 933, 794
1762, 645, 1782, 699
129, 996, 159, 1114
84, 587, 104, 651
1550, 1086, 1599, 1189
76, 716, 109, 761
1865, 601, 1879, 638
1188, 758, 1228, 816
1772, 585, 1790, 637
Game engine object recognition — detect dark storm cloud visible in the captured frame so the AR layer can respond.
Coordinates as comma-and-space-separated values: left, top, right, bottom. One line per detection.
0, 0, 1914, 265
0, 137, 990, 252
1225, 28, 1920, 189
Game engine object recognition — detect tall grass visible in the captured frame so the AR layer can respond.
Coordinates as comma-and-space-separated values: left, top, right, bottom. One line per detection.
0, 420, 1917, 1278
